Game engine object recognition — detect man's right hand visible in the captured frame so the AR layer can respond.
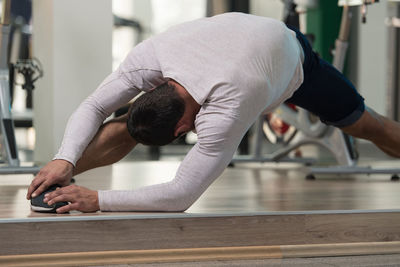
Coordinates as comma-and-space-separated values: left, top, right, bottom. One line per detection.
26, 159, 74, 200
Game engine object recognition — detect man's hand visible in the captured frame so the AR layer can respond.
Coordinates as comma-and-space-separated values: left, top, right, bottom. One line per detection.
43, 185, 100, 213
26, 159, 74, 200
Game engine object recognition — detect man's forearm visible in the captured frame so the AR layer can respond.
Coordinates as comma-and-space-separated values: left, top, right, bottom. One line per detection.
73, 114, 137, 175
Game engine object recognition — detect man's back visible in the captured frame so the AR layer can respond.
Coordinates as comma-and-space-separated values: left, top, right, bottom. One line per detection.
150, 12, 303, 114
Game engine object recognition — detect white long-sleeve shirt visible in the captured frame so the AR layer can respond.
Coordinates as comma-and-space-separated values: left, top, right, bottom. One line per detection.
54, 13, 304, 211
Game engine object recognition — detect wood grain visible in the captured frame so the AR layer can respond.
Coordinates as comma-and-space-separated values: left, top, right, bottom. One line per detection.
0, 214, 305, 255
305, 212, 400, 243
1, 242, 400, 267
2, 212, 400, 255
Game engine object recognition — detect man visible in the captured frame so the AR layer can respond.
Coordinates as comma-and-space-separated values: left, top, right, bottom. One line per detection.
27, 13, 400, 213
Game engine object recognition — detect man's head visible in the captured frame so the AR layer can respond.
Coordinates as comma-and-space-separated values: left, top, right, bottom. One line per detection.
127, 82, 186, 146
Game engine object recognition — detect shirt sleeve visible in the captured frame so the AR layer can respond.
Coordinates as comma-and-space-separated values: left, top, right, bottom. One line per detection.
54, 39, 165, 165
98, 105, 249, 212
53, 68, 141, 165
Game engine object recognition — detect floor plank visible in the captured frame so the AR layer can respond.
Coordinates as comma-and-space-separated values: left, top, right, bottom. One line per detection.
1, 158, 400, 218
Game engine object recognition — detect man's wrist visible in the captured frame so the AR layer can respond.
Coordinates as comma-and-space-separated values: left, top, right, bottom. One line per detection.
53, 158, 73, 165
52, 159, 75, 172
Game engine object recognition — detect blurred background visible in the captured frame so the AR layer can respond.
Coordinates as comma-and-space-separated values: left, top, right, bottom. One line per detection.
0, 0, 399, 166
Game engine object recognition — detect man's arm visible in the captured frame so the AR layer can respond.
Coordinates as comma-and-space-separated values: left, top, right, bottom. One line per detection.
41, 106, 251, 213
26, 68, 141, 201
96, 111, 247, 212
44, 135, 238, 213
26, 113, 137, 200
27, 113, 137, 213
27, 40, 165, 207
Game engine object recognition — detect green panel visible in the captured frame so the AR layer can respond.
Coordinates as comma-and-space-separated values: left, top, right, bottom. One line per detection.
306, 0, 342, 63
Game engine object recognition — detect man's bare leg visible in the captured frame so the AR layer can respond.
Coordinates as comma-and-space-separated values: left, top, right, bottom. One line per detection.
341, 107, 400, 158
27, 114, 137, 199
74, 114, 137, 175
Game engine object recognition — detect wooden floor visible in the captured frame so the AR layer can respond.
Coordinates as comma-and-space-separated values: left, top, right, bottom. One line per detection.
2, 144, 400, 264
1, 157, 400, 219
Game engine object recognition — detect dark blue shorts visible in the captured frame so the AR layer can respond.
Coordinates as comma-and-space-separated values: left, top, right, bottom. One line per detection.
285, 26, 365, 127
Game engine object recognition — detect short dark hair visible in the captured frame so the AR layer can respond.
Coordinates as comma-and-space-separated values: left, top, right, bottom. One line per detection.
127, 82, 185, 146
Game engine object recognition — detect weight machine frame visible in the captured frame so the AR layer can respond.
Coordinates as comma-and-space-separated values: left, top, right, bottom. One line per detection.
0, 0, 40, 174
232, 1, 400, 180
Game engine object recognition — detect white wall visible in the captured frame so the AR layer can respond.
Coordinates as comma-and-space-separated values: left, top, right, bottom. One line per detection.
112, 0, 154, 70
251, 0, 284, 20
33, 0, 113, 162
112, 0, 206, 69
151, 0, 206, 33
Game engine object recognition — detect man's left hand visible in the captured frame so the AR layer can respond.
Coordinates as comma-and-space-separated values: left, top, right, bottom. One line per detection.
43, 185, 100, 213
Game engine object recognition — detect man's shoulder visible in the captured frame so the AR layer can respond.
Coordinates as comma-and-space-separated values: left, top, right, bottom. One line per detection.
121, 40, 160, 72
117, 40, 165, 90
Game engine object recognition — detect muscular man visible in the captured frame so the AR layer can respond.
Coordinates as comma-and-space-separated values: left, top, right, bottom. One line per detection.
27, 13, 400, 213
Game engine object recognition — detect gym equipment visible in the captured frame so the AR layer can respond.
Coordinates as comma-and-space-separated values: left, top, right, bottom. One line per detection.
0, 0, 40, 174
386, 0, 400, 121
233, 0, 400, 180
30, 184, 68, 213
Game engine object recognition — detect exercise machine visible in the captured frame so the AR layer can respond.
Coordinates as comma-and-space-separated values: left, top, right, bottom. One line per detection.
233, 0, 400, 180
0, 0, 41, 174
386, 0, 400, 121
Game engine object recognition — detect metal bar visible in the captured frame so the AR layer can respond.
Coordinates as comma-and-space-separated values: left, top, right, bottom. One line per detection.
1, 0, 11, 25
0, 165, 40, 174
309, 166, 400, 175
338, 5, 352, 41
232, 155, 315, 165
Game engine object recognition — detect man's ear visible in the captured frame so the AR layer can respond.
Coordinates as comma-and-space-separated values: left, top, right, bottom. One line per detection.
174, 124, 189, 137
